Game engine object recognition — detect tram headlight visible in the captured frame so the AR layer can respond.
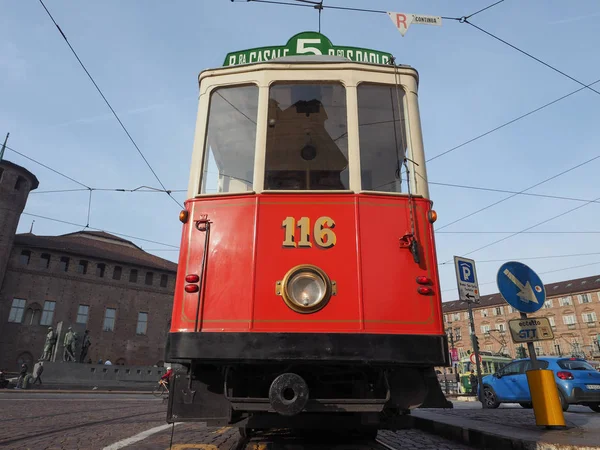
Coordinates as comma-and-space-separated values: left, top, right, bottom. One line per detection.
277, 265, 335, 313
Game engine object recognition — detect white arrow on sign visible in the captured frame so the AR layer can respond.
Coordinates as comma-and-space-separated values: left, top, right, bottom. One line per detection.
503, 269, 538, 304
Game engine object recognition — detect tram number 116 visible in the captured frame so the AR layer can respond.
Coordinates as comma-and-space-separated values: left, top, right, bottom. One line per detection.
282, 216, 336, 249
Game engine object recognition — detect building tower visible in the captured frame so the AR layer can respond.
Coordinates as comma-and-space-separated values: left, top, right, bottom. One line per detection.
0, 160, 39, 287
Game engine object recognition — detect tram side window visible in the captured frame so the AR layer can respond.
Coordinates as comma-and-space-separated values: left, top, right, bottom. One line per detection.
200, 85, 258, 194
265, 83, 349, 190
357, 84, 407, 193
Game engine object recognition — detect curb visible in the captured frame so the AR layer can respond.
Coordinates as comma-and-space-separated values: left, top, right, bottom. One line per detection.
411, 412, 597, 450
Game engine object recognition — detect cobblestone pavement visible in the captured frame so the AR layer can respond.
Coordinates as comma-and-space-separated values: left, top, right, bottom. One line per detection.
0, 393, 475, 449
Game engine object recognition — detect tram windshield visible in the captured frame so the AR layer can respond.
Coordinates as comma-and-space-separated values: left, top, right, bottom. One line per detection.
265, 83, 349, 190
201, 85, 259, 194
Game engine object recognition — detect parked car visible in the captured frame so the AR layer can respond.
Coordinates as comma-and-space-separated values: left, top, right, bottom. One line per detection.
480, 357, 600, 412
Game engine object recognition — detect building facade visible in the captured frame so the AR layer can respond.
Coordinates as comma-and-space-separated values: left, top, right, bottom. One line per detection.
443, 275, 600, 362
0, 159, 178, 371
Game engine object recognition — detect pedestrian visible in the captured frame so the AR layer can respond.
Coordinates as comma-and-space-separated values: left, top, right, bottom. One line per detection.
104, 359, 112, 365
32, 362, 44, 386
469, 372, 478, 395
15, 363, 28, 389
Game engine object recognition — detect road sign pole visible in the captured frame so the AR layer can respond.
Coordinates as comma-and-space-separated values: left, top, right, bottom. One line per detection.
520, 312, 539, 370
467, 299, 485, 408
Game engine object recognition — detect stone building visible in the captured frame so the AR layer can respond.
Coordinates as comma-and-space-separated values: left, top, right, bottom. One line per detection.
0, 159, 178, 371
442, 275, 600, 362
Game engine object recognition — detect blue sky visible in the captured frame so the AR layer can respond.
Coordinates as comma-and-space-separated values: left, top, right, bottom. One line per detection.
3, 1, 600, 301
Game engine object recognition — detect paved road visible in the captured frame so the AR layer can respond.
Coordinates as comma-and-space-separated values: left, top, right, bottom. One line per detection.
0, 392, 474, 449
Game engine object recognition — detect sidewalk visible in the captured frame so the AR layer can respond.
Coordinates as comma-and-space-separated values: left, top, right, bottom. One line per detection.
413, 403, 600, 449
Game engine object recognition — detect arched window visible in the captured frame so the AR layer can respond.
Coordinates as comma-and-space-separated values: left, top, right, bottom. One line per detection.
115, 358, 127, 366
23, 302, 42, 326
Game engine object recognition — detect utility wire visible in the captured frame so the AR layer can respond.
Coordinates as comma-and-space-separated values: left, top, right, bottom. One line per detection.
443, 193, 600, 264
38, 0, 183, 209
4, 144, 90, 189
439, 251, 600, 266
435, 151, 600, 231
463, 0, 504, 19
240, 0, 461, 20
21, 212, 179, 249
442, 260, 600, 293
465, 19, 600, 97
426, 78, 600, 163
437, 231, 600, 235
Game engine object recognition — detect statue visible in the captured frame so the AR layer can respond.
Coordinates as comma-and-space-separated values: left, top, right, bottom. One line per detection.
39, 327, 57, 361
79, 330, 91, 363
63, 327, 76, 362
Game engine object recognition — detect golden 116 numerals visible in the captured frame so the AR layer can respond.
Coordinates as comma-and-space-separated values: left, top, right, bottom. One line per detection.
282, 216, 336, 248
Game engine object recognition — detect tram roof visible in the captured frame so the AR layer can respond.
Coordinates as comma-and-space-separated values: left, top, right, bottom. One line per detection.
198, 55, 418, 84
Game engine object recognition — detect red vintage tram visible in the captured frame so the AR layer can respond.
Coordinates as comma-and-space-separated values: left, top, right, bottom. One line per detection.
166, 32, 450, 434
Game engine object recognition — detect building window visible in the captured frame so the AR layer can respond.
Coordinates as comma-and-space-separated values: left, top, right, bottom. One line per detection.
535, 347, 542, 356
481, 324, 491, 334
40, 301, 56, 326
96, 263, 106, 278
76, 305, 89, 324
113, 266, 122, 280
103, 308, 116, 331
145, 272, 154, 286
497, 323, 506, 332
59, 256, 69, 272
453, 312, 460, 321
20, 250, 31, 265
443, 314, 448, 323
543, 300, 553, 309
554, 342, 562, 356
77, 260, 88, 274
464, 312, 469, 320
40, 253, 51, 269
480, 309, 488, 318
160, 274, 168, 288
549, 316, 556, 327
583, 312, 597, 323
493, 307, 503, 316
129, 269, 138, 283
136, 312, 148, 335
559, 296, 572, 306
508, 306, 516, 314
563, 315, 577, 325
8, 299, 26, 323
15, 176, 27, 190
579, 294, 591, 304
455, 327, 462, 340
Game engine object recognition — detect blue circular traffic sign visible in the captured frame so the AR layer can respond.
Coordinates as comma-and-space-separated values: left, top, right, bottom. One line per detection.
496, 261, 546, 314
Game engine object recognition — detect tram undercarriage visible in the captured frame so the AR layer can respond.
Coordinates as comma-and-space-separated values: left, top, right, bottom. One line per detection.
166, 333, 451, 430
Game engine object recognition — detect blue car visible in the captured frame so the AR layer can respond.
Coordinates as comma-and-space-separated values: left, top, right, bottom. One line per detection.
480, 357, 600, 412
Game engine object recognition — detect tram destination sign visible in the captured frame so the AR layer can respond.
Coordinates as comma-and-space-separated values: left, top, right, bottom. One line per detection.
223, 32, 394, 67
508, 317, 554, 343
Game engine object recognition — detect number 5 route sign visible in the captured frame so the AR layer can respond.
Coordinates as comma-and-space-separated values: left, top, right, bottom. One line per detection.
454, 256, 480, 302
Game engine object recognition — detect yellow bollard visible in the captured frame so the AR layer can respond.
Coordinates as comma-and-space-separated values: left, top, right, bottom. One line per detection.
526, 369, 566, 428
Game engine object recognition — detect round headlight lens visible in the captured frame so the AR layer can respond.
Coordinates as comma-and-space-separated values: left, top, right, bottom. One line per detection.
281, 265, 332, 313
288, 272, 326, 308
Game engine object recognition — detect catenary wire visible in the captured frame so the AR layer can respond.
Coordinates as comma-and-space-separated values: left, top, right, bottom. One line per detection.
437, 231, 600, 235
465, 19, 600, 97
442, 193, 600, 264
426, 78, 600, 163
442, 260, 600, 293
21, 212, 179, 249
439, 251, 600, 266
434, 151, 600, 231
464, 0, 504, 19
37, 0, 183, 209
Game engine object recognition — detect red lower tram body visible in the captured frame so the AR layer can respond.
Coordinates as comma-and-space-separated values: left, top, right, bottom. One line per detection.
166, 193, 450, 429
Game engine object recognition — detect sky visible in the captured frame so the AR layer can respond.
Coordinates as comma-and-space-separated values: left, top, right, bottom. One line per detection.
3, 0, 600, 302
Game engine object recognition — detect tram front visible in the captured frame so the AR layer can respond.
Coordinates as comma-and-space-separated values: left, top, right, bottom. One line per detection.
167, 32, 449, 432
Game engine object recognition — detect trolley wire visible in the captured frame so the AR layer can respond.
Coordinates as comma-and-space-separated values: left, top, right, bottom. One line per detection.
21, 212, 180, 249
37, 0, 183, 209
462, 0, 505, 19
439, 251, 600, 266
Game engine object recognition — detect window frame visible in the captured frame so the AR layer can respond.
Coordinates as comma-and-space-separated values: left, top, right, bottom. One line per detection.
76, 304, 90, 325
40, 301, 56, 326
8, 298, 27, 323
103, 308, 116, 332
136, 312, 148, 335
190, 65, 427, 199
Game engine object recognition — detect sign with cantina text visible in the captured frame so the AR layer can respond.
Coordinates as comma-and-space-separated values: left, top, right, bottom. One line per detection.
223, 32, 394, 67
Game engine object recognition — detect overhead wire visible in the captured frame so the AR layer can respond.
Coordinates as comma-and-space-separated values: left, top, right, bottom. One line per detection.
21, 212, 180, 249
37, 0, 183, 209
439, 251, 600, 266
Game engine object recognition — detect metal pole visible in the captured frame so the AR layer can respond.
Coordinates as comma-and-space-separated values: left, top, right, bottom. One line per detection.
521, 312, 539, 370
467, 299, 485, 407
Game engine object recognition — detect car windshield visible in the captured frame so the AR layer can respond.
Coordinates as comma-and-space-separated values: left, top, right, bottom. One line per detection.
558, 359, 596, 371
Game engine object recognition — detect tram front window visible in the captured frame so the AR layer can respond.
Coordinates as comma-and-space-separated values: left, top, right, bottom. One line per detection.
265, 83, 349, 190
357, 84, 407, 193
201, 85, 258, 194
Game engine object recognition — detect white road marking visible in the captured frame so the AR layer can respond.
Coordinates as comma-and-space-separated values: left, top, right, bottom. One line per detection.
102, 422, 181, 450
